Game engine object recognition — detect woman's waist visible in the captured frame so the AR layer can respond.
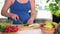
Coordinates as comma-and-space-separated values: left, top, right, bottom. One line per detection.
11, 10, 29, 14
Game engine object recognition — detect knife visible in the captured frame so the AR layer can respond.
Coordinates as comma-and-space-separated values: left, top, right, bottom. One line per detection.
17, 19, 23, 24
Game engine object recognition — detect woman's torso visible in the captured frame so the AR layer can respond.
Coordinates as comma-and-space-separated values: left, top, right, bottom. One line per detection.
8, 0, 31, 24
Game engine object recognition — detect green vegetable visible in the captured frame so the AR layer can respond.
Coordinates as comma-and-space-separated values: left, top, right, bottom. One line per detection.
0, 25, 6, 32
55, 0, 60, 3
54, 11, 60, 17
46, 0, 60, 17
23, 24, 28, 26
57, 24, 60, 34
49, 3, 59, 12
0, 23, 6, 32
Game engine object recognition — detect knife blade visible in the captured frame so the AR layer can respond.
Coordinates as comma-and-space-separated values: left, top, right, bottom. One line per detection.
17, 19, 23, 24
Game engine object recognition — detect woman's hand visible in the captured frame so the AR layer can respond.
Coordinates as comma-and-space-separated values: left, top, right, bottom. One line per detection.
10, 14, 19, 21
27, 0, 36, 25
27, 18, 34, 25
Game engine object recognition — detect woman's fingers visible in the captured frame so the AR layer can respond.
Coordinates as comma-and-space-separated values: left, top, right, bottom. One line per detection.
27, 19, 33, 25
11, 14, 19, 21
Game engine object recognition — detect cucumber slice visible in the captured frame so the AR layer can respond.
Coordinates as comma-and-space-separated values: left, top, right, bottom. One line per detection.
24, 24, 28, 26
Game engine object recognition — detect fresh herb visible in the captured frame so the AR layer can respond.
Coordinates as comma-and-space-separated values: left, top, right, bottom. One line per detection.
46, 0, 60, 17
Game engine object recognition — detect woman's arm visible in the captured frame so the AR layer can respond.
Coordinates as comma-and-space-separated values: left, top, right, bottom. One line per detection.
1, 0, 12, 17
30, 0, 37, 20
27, 0, 37, 24
1, 0, 19, 20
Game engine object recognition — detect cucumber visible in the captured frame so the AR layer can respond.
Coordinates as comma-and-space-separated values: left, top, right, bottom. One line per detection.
23, 24, 28, 26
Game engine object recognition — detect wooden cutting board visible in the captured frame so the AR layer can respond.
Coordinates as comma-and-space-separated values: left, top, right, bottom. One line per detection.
17, 23, 40, 31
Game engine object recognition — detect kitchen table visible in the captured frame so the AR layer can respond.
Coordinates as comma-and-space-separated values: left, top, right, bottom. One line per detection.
17, 28, 43, 34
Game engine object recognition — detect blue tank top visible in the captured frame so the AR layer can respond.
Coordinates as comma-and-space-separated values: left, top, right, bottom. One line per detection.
8, 0, 31, 24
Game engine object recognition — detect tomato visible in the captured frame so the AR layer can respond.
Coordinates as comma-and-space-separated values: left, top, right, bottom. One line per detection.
40, 24, 45, 28
4, 26, 18, 33
4, 28, 10, 33
11, 26, 18, 32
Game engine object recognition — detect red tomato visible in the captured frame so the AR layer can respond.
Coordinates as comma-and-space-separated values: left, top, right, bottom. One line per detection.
4, 28, 10, 33
4, 26, 18, 33
4, 25, 11, 33
40, 24, 45, 28
11, 26, 18, 32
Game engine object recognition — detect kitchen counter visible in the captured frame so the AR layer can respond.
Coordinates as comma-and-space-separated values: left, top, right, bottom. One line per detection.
0, 22, 43, 34
0, 28, 43, 34
17, 28, 43, 34
12, 24, 43, 34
